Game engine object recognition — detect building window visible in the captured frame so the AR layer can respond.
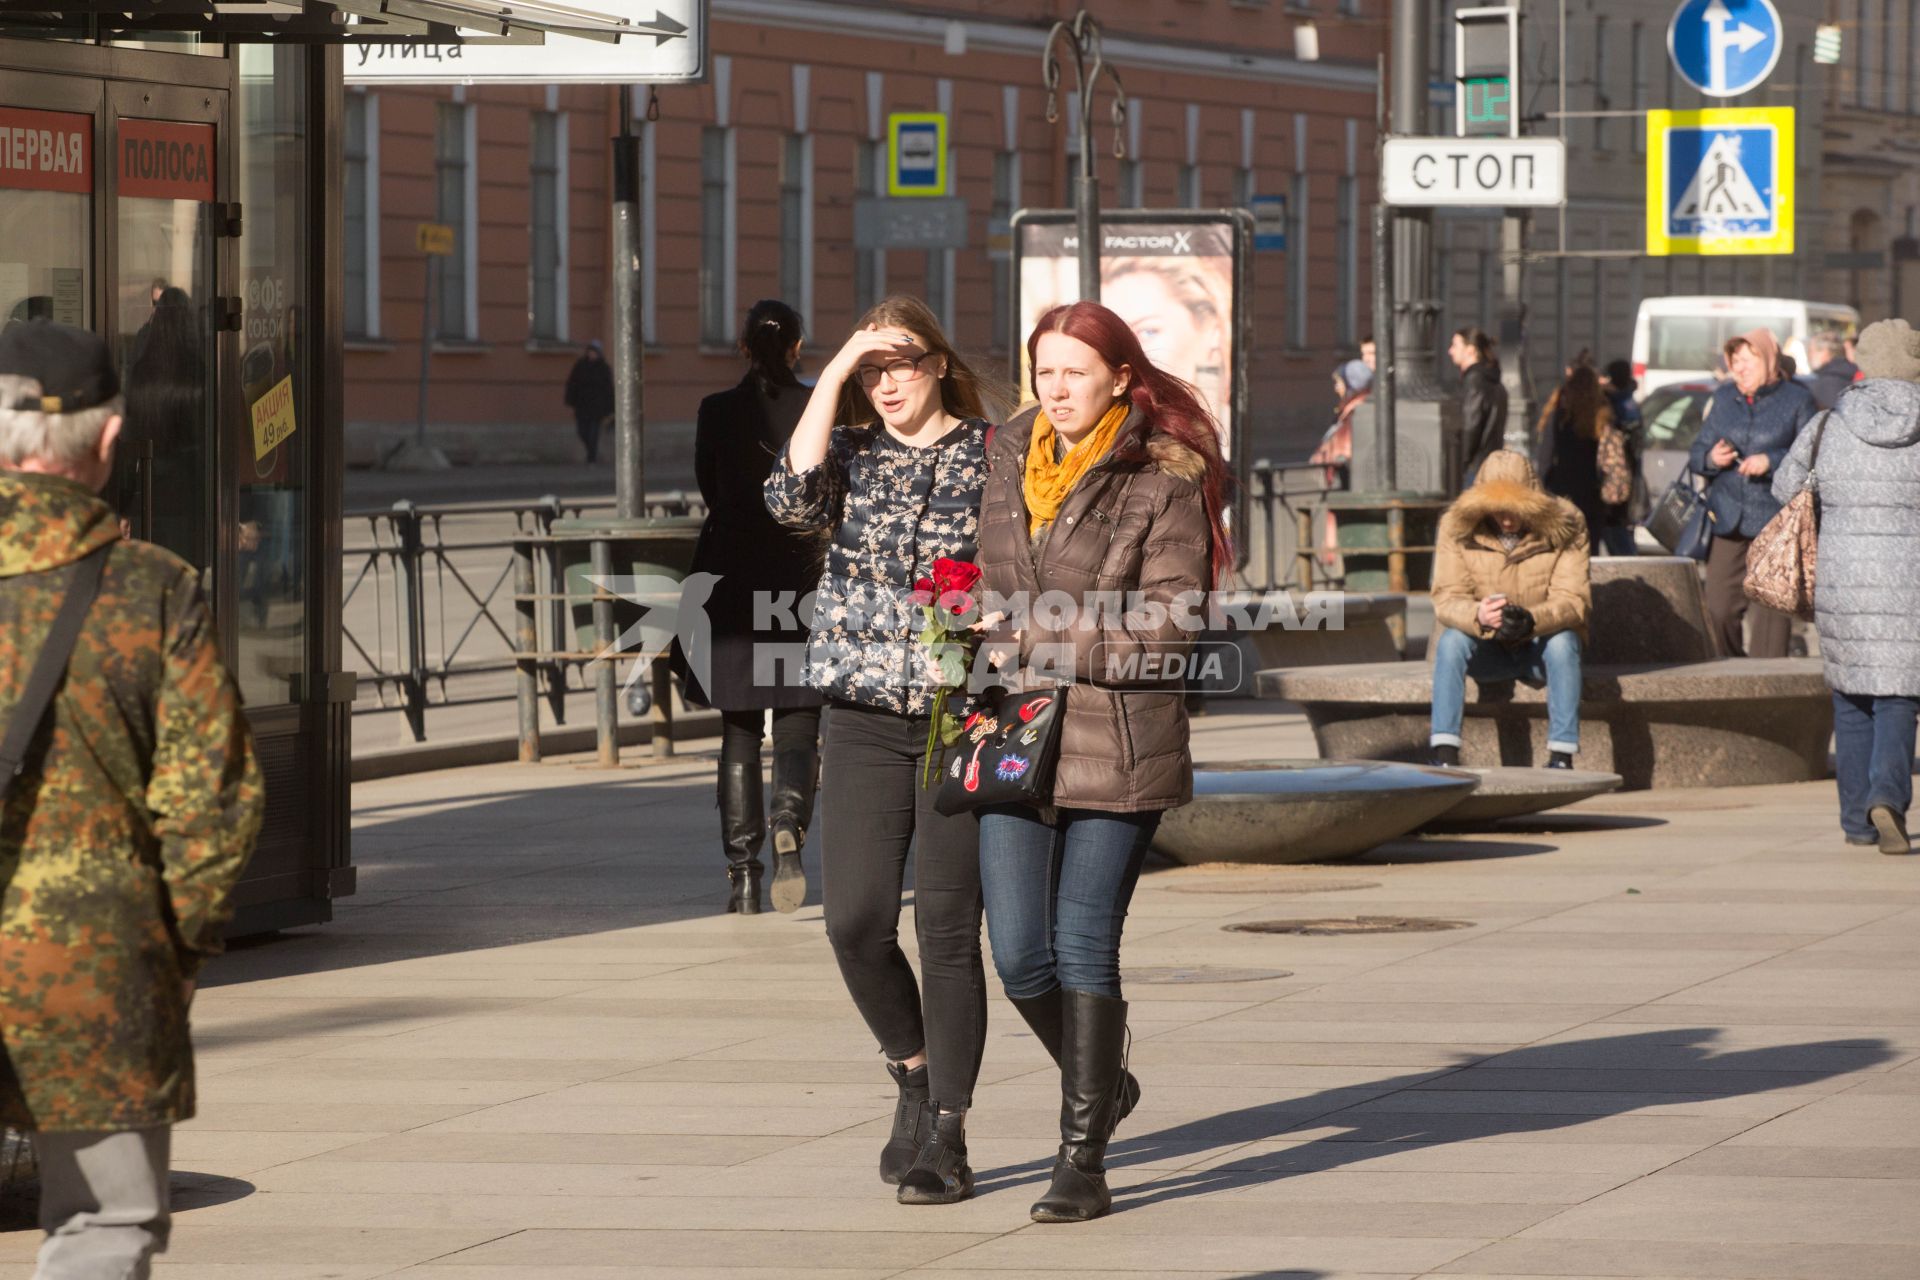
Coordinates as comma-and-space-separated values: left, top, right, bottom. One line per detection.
529, 110, 567, 342
1335, 175, 1356, 344
1594, 17, 1610, 150
1631, 22, 1647, 155
1287, 171, 1308, 346
1858, 0, 1872, 107
433, 101, 471, 340
1179, 163, 1202, 207
343, 90, 377, 339
1118, 156, 1142, 206
991, 150, 1020, 351
779, 132, 812, 323
1233, 167, 1256, 209
700, 125, 734, 347
855, 138, 883, 312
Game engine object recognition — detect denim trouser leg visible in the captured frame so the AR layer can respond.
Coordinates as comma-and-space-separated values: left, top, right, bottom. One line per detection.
1431, 627, 1581, 755
1834, 691, 1920, 839
1540, 630, 1583, 755
979, 806, 1160, 999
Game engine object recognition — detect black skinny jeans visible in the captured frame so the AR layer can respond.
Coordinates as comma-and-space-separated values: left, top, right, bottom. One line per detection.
820, 699, 986, 1111
719, 706, 820, 764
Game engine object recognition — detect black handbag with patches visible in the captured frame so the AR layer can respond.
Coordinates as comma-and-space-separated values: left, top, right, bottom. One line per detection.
932, 688, 1065, 816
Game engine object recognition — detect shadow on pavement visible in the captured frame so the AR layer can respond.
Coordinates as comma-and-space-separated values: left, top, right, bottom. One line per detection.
973, 1027, 1897, 1216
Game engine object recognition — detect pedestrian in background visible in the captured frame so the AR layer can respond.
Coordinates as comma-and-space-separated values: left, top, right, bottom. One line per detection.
1808, 331, 1861, 412
766, 295, 998, 1206
1690, 328, 1816, 658
975, 300, 1230, 1224
677, 300, 825, 915
1308, 357, 1372, 575
1533, 360, 1614, 547
0, 320, 263, 1280
1598, 359, 1646, 556
1449, 326, 1508, 488
1773, 318, 1920, 855
562, 339, 615, 464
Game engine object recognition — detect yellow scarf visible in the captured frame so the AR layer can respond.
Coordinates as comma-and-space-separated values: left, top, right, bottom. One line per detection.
1024, 402, 1130, 536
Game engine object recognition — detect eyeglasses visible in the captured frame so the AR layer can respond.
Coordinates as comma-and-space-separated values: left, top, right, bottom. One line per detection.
854, 355, 930, 389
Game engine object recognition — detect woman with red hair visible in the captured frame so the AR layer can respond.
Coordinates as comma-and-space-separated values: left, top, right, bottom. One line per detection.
974, 300, 1231, 1223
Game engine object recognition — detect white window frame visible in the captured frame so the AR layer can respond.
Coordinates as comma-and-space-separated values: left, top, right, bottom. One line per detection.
528, 107, 570, 343
434, 96, 478, 342
345, 88, 380, 339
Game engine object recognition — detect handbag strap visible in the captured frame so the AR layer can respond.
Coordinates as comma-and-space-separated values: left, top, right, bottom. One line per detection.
1803, 411, 1831, 491
0, 545, 109, 802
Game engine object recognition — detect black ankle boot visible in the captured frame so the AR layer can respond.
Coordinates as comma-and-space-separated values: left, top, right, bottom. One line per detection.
1546, 751, 1574, 770
897, 1106, 973, 1204
1031, 989, 1129, 1223
720, 760, 765, 915
879, 1061, 928, 1185
1428, 744, 1461, 767
767, 746, 818, 914
1009, 988, 1140, 1131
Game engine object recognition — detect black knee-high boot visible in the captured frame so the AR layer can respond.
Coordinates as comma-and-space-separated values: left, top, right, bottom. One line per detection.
720, 756, 765, 915
1030, 989, 1129, 1223
1008, 988, 1141, 1129
766, 746, 817, 914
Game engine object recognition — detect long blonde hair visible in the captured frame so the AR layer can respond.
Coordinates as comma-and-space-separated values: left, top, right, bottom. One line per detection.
838, 295, 1011, 425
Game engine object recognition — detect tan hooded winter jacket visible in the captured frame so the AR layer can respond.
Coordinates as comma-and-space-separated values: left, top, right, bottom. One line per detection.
1430, 450, 1592, 645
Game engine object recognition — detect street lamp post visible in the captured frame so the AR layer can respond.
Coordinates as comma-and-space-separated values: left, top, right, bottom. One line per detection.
1043, 10, 1127, 303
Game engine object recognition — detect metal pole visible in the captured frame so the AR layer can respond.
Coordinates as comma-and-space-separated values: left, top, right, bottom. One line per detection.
1045, 11, 1125, 305
590, 535, 619, 768
613, 85, 646, 520
1501, 211, 1534, 449
413, 255, 434, 448
513, 536, 540, 763
1373, 202, 1397, 490
1390, 0, 1441, 402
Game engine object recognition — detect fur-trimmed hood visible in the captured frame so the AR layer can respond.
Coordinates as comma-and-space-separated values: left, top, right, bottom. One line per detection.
1440, 449, 1586, 557
1000, 403, 1209, 486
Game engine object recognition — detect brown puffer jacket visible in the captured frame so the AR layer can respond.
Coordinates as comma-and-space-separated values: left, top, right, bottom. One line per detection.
1431, 449, 1592, 645
977, 405, 1214, 813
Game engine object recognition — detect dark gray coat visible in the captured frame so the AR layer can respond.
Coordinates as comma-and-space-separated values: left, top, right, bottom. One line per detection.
1774, 379, 1920, 696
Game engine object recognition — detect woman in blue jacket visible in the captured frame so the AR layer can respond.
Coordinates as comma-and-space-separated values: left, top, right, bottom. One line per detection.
1688, 328, 1817, 657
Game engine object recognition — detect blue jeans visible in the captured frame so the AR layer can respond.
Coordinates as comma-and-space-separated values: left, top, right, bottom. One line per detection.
1831, 691, 1918, 841
1599, 525, 1638, 557
1430, 626, 1583, 756
978, 806, 1160, 1000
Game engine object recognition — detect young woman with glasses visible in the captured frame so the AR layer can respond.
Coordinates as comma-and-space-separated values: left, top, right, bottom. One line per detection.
765, 295, 1001, 1205
974, 300, 1231, 1223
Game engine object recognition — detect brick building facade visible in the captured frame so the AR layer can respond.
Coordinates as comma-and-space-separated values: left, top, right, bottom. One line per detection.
342, 0, 1387, 475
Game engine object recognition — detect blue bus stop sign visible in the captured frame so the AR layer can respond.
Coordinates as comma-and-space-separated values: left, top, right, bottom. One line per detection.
1669, 0, 1783, 98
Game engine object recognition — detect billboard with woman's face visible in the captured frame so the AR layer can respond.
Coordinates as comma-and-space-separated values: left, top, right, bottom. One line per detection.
1011, 211, 1250, 472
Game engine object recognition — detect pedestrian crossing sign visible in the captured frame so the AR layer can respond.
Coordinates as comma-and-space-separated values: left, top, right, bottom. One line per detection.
1646, 107, 1794, 256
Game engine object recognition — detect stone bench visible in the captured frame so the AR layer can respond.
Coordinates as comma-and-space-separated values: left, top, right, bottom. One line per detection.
1255, 658, 1832, 791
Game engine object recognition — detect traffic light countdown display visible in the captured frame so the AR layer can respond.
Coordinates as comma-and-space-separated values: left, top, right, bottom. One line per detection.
1455, 6, 1519, 139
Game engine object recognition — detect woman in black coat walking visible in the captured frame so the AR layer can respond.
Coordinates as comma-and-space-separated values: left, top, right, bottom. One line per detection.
681, 300, 826, 914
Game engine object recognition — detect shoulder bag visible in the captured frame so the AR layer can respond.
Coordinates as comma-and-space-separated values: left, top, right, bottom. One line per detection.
1744, 413, 1828, 623
932, 688, 1064, 816
0, 547, 109, 805
1597, 423, 1633, 506
1645, 465, 1713, 561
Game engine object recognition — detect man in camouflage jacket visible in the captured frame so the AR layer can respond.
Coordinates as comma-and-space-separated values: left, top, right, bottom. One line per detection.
0, 320, 262, 1278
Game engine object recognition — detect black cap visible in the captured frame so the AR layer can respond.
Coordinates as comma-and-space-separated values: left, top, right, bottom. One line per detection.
0, 319, 120, 414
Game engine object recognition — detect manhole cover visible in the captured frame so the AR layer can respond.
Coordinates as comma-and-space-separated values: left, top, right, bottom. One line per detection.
1225, 916, 1473, 936
1126, 966, 1295, 984
1164, 878, 1381, 895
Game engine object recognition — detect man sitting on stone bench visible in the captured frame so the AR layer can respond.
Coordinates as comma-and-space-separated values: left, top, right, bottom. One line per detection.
1427, 450, 1593, 770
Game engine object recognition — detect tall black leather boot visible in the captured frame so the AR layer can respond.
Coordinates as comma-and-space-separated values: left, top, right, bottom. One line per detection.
896, 1106, 973, 1205
720, 759, 765, 915
1030, 989, 1129, 1223
1009, 988, 1141, 1131
879, 1060, 929, 1185
766, 746, 818, 914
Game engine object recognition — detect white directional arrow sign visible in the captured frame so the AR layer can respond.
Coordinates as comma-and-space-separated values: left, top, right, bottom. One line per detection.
345, 0, 707, 84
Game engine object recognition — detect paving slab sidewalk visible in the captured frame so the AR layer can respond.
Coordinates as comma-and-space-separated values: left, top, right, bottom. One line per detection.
2, 702, 1916, 1279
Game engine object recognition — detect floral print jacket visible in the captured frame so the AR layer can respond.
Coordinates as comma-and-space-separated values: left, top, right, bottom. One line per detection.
765, 419, 987, 715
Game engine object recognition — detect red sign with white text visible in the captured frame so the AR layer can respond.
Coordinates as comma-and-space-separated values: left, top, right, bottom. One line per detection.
118, 118, 214, 202
0, 107, 93, 194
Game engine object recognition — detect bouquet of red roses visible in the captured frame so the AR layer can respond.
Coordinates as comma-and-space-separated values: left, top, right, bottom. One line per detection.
910, 556, 984, 784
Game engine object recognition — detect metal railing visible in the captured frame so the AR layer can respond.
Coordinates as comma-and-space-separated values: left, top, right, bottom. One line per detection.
343, 491, 706, 743
1245, 458, 1348, 591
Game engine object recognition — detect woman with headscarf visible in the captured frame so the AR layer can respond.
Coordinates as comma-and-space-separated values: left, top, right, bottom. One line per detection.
1687, 328, 1817, 657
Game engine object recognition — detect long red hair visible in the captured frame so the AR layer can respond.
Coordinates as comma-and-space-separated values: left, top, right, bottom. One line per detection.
1026, 301, 1235, 582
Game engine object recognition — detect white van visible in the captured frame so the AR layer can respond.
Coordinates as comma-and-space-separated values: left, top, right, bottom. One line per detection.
1631, 296, 1860, 394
